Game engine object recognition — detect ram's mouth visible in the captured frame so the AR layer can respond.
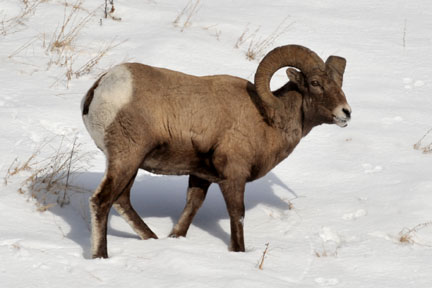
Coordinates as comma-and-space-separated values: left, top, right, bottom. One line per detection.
333, 116, 349, 127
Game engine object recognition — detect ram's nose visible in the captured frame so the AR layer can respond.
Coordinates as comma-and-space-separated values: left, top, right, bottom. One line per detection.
342, 107, 351, 119
333, 104, 352, 127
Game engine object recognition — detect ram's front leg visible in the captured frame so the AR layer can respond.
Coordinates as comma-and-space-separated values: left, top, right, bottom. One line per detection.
170, 175, 211, 238
219, 179, 246, 252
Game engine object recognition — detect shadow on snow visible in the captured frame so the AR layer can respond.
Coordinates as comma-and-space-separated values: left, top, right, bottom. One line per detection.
45, 171, 297, 258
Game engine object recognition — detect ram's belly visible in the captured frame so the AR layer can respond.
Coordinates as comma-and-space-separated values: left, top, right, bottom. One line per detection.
140, 144, 220, 182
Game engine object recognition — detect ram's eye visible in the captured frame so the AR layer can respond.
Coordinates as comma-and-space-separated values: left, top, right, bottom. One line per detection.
310, 80, 320, 87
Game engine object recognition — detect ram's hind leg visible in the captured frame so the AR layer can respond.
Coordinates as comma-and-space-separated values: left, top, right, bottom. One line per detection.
113, 172, 158, 240
169, 175, 211, 238
90, 156, 142, 259
219, 179, 246, 252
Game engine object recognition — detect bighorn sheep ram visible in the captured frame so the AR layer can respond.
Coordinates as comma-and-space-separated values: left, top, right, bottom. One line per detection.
82, 44, 351, 258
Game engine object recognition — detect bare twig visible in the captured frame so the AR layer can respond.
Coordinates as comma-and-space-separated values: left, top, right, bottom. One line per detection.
59, 136, 77, 207
4, 158, 19, 185
104, 0, 121, 21
414, 128, 432, 154
399, 221, 432, 246
8, 36, 38, 59
258, 242, 270, 270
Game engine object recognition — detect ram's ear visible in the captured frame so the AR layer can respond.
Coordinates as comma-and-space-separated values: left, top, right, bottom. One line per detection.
325, 56, 346, 86
286, 68, 305, 87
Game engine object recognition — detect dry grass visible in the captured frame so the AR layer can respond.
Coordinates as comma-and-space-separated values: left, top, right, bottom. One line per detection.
202, 24, 222, 41
399, 221, 432, 246
46, 1, 122, 87
413, 128, 432, 154
234, 24, 260, 49
235, 18, 295, 61
72, 40, 123, 78
4, 136, 91, 211
4, 155, 36, 186
7, 0, 121, 88
0, 0, 42, 36
59, 39, 123, 87
173, 0, 201, 32
46, 1, 96, 66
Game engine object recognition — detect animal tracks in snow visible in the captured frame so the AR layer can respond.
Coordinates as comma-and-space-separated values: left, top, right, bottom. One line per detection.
403, 77, 425, 90
362, 163, 383, 174
315, 277, 339, 286
381, 116, 403, 127
0, 95, 17, 107
313, 227, 343, 258
342, 209, 367, 221
39, 120, 78, 136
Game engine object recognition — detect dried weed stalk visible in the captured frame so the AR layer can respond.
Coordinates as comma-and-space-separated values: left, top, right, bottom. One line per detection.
202, 24, 222, 41
315, 248, 337, 258
46, 0, 96, 67
258, 242, 270, 270
72, 40, 123, 79
57, 39, 122, 87
7, 0, 120, 88
104, 0, 121, 21
0, 0, 42, 36
236, 18, 295, 61
413, 128, 432, 154
4, 136, 91, 211
173, 0, 201, 32
8, 36, 39, 59
234, 24, 260, 49
399, 221, 432, 246
314, 240, 339, 257
47, 1, 122, 86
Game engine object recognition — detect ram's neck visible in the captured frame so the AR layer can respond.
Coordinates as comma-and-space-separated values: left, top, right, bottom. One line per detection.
247, 81, 305, 158
260, 88, 305, 166
273, 85, 304, 133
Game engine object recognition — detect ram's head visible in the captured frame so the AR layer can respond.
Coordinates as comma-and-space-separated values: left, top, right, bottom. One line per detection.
255, 45, 351, 127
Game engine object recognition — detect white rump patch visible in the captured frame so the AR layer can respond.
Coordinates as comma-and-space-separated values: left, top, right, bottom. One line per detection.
82, 64, 133, 152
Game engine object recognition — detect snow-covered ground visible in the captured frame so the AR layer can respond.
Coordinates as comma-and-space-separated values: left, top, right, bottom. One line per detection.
1, 0, 432, 287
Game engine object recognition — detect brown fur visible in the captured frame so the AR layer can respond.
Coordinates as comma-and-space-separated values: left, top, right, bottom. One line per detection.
83, 45, 351, 258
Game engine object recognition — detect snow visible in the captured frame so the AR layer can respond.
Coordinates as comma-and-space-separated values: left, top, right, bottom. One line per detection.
1, 0, 432, 287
